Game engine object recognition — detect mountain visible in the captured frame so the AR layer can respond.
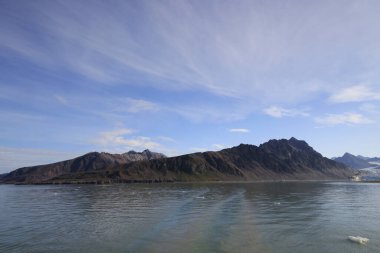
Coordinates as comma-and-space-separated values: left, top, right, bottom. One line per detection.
366, 157, 380, 164
0, 150, 165, 184
333, 153, 374, 169
0, 137, 352, 184
357, 155, 371, 160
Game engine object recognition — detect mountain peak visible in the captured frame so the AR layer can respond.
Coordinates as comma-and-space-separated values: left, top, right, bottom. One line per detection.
288, 137, 313, 152
258, 137, 322, 161
260, 137, 312, 151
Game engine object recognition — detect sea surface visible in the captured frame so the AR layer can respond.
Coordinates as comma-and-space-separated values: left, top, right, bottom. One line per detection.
0, 181, 379, 253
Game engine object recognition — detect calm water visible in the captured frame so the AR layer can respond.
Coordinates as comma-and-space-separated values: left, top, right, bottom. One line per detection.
0, 182, 379, 253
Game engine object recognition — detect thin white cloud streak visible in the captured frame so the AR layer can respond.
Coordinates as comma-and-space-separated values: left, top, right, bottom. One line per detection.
171, 105, 249, 123
329, 85, 380, 103
64, 93, 246, 123
229, 128, 250, 133
125, 98, 159, 113
264, 106, 309, 118
314, 112, 373, 126
91, 128, 183, 157
2, 1, 380, 104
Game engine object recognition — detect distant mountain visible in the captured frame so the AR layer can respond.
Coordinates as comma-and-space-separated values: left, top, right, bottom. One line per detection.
0, 150, 165, 184
357, 155, 371, 160
366, 157, 380, 163
0, 137, 353, 184
333, 153, 377, 169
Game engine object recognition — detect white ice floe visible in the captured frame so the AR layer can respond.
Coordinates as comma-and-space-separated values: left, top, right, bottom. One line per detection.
348, 236, 369, 245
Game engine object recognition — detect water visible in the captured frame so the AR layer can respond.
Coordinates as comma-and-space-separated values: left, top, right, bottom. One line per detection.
0, 182, 379, 253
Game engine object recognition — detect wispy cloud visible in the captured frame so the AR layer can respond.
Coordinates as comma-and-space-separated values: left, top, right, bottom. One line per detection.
94, 128, 135, 145
93, 128, 159, 150
315, 112, 373, 126
2, 1, 380, 104
171, 105, 249, 123
263, 106, 309, 118
2, 1, 380, 160
329, 85, 380, 103
125, 98, 159, 113
229, 128, 250, 133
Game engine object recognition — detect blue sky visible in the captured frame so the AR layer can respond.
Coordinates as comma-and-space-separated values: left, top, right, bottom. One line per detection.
1, 0, 380, 173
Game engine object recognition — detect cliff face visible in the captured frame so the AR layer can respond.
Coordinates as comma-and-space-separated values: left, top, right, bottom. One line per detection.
1, 138, 353, 184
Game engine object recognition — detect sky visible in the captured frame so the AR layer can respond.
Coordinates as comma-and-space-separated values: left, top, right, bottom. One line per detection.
1, 0, 380, 173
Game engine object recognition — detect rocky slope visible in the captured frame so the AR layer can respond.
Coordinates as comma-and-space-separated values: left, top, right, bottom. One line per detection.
0, 137, 352, 184
0, 150, 165, 184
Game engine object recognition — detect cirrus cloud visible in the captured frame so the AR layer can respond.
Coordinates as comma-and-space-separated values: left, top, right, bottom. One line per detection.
229, 128, 250, 133
264, 106, 309, 118
125, 98, 159, 113
93, 128, 160, 150
314, 112, 372, 126
3, 1, 380, 105
329, 85, 380, 103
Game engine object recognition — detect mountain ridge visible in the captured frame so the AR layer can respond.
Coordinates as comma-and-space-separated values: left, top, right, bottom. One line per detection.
0, 138, 352, 184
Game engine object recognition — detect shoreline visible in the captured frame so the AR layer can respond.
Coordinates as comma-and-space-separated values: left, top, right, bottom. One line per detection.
0, 178, 354, 186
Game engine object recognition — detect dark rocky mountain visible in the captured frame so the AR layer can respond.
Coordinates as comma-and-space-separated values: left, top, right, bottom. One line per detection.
333, 153, 374, 169
0, 150, 165, 184
0, 137, 352, 184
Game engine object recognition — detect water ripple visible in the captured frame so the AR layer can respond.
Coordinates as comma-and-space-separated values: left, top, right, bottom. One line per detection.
1, 182, 380, 253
